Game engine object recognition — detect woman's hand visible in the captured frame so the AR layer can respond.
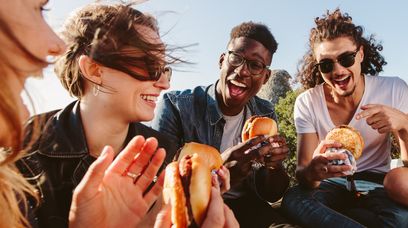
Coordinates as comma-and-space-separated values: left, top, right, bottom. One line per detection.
69, 136, 165, 228
154, 176, 239, 228
217, 166, 231, 194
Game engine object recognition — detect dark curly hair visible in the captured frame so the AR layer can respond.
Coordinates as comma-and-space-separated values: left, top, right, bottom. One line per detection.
297, 9, 387, 89
229, 21, 278, 59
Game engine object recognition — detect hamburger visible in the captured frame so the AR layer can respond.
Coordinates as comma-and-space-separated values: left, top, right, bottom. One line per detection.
325, 125, 364, 160
163, 142, 223, 227
241, 116, 278, 142
325, 125, 364, 175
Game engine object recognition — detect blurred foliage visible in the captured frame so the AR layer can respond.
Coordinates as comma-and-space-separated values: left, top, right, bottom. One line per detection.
275, 89, 302, 186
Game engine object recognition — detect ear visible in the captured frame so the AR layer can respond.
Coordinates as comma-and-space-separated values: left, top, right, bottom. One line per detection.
78, 55, 102, 85
219, 53, 226, 69
263, 69, 271, 84
358, 46, 364, 63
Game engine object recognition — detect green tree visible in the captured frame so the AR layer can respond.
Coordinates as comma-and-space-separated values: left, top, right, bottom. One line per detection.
275, 89, 302, 186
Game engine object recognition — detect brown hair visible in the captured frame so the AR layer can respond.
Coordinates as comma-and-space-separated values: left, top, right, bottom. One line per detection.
0, 16, 41, 228
297, 8, 387, 89
55, 4, 178, 98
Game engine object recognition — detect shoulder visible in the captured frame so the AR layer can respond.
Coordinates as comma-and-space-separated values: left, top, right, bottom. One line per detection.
295, 86, 322, 105
366, 75, 407, 88
161, 85, 210, 111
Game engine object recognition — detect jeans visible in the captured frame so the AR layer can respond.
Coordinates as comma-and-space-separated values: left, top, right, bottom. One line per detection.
281, 176, 408, 228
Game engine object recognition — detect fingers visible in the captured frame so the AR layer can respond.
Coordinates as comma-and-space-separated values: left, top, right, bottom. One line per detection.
136, 148, 166, 190
107, 136, 146, 174
154, 204, 172, 228
217, 166, 231, 194
114, 137, 158, 175
75, 146, 114, 196
223, 204, 239, 228
314, 140, 342, 155
143, 171, 165, 208
202, 185, 225, 228
356, 104, 382, 120
311, 155, 351, 180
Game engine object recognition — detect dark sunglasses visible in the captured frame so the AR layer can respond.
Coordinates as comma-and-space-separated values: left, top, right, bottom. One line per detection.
315, 49, 359, 74
125, 65, 172, 82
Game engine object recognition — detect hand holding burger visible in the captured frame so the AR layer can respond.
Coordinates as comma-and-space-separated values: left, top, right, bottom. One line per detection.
325, 125, 364, 175
163, 142, 223, 227
241, 116, 278, 142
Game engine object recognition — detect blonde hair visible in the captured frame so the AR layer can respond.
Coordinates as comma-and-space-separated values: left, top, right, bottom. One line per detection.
0, 17, 40, 228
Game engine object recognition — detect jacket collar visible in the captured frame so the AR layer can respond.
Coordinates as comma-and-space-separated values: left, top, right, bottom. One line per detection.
37, 101, 90, 157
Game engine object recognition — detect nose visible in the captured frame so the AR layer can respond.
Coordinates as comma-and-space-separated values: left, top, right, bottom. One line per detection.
154, 73, 170, 90
332, 61, 347, 75
234, 61, 251, 78
48, 34, 66, 57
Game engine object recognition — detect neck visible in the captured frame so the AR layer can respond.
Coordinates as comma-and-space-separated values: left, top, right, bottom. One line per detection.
79, 99, 129, 158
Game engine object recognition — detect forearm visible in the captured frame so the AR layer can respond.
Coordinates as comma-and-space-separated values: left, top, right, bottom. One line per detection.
296, 165, 320, 189
398, 128, 408, 166
254, 166, 289, 202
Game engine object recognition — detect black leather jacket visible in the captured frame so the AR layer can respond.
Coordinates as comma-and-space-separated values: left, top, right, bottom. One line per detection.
17, 101, 177, 228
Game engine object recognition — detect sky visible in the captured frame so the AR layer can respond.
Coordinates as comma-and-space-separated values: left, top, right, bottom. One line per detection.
25, 0, 408, 113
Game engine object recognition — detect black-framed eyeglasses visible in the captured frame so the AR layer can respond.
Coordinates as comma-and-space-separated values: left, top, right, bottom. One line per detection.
315, 49, 359, 74
227, 50, 269, 76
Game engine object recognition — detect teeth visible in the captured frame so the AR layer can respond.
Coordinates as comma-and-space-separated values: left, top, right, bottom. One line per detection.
141, 95, 158, 102
334, 76, 350, 82
230, 80, 247, 88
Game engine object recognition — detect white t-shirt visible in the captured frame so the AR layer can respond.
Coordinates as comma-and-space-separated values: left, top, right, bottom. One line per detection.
294, 76, 408, 173
220, 108, 251, 153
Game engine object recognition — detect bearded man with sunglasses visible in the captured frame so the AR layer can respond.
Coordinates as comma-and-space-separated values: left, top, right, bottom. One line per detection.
281, 9, 408, 227
152, 22, 291, 227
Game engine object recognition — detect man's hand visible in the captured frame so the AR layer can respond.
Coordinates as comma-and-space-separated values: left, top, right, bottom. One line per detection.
301, 140, 353, 188
356, 104, 408, 134
222, 135, 288, 186
263, 135, 289, 170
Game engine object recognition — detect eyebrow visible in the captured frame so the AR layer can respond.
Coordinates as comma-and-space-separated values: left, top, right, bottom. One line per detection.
320, 50, 356, 61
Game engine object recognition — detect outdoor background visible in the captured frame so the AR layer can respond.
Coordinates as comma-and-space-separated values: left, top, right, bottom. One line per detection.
25, 0, 408, 113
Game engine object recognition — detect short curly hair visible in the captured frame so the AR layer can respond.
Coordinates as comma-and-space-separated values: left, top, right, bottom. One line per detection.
229, 21, 278, 57
297, 9, 387, 89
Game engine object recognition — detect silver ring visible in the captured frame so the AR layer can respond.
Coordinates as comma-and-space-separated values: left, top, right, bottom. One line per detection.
126, 172, 141, 182
152, 175, 158, 183
322, 166, 328, 173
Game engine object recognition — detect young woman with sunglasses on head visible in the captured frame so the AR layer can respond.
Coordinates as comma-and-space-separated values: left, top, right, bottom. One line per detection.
281, 8, 408, 227
0, 1, 171, 228
15, 3, 181, 227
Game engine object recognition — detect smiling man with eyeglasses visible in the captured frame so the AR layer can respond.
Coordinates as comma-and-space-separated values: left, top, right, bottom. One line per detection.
152, 21, 292, 227
281, 9, 408, 228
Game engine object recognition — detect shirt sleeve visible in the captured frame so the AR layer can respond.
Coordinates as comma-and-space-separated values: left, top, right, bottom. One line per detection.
394, 77, 408, 113
294, 92, 317, 134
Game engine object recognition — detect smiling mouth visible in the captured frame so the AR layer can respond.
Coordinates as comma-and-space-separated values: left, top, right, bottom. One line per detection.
333, 75, 351, 88
141, 95, 158, 102
228, 80, 247, 97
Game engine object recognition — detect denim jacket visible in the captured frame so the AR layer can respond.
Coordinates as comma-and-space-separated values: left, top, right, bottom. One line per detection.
151, 82, 281, 202
151, 82, 277, 150
17, 101, 177, 228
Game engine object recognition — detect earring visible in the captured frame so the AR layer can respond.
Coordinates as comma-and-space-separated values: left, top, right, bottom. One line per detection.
93, 84, 100, 96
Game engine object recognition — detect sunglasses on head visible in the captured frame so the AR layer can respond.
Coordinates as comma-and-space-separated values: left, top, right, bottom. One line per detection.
127, 65, 172, 82
315, 49, 359, 74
